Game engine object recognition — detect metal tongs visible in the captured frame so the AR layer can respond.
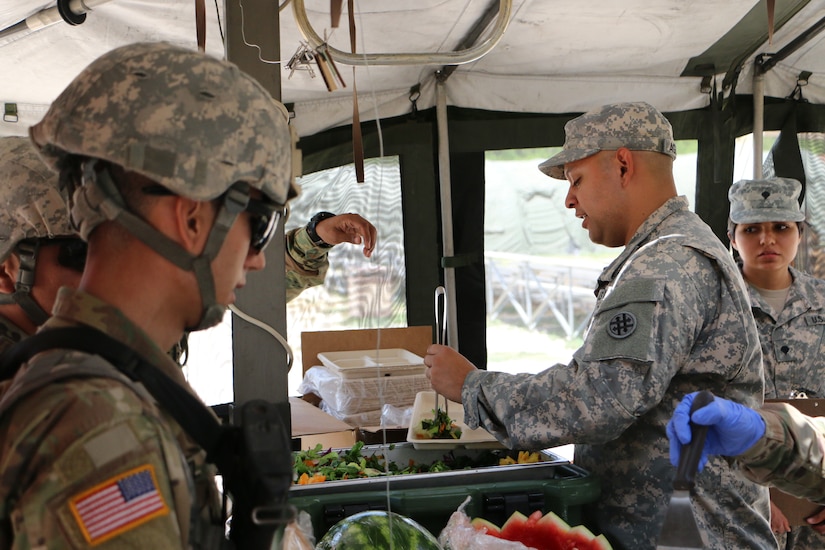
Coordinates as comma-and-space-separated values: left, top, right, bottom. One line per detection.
434, 286, 448, 417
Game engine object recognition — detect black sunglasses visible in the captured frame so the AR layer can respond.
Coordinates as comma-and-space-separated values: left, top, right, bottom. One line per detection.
244, 196, 282, 254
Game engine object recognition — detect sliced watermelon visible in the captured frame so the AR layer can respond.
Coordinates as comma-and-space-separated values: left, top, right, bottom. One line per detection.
470, 517, 502, 538
316, 510, 441, 549
474, 510, 613, 550
501, 511, 567, 550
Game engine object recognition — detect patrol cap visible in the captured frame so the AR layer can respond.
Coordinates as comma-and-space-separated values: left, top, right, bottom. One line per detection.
728, 177, 805, 224
538, 102, 677, 179
0, 136, 75, 263
30, 41, 299, 207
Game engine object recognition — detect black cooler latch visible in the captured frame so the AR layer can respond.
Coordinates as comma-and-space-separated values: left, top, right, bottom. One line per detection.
482, 492, 545, 526
323, 503, 387, 529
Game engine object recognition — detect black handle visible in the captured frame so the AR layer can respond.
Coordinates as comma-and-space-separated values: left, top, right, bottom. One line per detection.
673, 390, 715, 491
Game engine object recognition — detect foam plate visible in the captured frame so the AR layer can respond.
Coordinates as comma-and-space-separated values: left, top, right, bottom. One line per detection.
406, 390, 504, 449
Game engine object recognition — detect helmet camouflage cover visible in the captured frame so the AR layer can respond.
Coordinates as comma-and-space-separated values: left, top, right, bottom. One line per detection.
0, 136, 75, 263
30, 41, 299, 209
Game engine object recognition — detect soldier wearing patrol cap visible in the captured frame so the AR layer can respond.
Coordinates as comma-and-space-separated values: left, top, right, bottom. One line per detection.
426, 102, 774, 549
0, 42, 298, 548
728, 177, 825, 549
0, 137, 85, 353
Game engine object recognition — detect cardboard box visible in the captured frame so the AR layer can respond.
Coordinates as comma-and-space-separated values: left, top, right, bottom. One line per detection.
290, 396, 355, 451
765, 398, 825, 526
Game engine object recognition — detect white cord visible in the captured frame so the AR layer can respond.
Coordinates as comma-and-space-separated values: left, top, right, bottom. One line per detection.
238, 0, 284, 65
228, 304, 294, 371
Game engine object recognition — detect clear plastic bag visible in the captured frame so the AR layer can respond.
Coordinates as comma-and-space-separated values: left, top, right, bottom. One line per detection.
438, 497, 533, 550
280, 510, 315, 550
298, 366, 430, 415
318, 401, 383, 426
380, 403, 413, 427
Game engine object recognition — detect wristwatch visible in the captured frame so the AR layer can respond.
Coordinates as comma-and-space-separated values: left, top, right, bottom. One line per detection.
306, 211, 336, 248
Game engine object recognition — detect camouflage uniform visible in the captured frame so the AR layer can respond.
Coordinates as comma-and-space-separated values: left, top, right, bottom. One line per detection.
751, 272, 825, 550
748, 267, 825, 400
0, 288, 223, 548
739, 403, 825, 505
285, 227, 330, 302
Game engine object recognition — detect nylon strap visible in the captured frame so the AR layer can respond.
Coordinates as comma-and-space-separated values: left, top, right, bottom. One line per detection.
0, 326, 223, 453
195, 0, 206, 51
330, 0, 343, 28
348, 0, 365, 183
441, 251, 483, 268
6, 240, 49, 326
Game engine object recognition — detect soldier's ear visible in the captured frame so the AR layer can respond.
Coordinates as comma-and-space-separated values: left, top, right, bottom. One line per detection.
174, 196, 214, 254
728, 232, 738, 250
0, 256, 18, 294
615, 148, 634, 183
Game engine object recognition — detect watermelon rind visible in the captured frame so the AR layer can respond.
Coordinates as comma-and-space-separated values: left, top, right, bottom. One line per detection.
591, 534, 613, 550
568, 524, 596, 538
470, 517, 502, 537
315, 510, 442, 549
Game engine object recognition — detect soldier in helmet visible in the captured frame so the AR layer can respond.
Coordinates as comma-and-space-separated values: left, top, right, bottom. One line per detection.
0, 42, 297, 548
0, 137, 86, 354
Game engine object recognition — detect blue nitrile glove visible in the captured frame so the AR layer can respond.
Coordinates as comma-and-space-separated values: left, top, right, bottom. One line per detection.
667, 391, 766, 470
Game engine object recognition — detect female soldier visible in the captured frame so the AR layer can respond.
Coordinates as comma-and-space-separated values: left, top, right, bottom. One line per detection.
728, 177, 825, 549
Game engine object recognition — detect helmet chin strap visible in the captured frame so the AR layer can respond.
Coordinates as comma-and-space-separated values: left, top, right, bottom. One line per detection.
79, 161, 247, 331
0, 239, 50, 327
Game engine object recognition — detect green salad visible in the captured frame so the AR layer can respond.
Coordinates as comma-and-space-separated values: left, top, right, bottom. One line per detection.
414, 407, 462, 440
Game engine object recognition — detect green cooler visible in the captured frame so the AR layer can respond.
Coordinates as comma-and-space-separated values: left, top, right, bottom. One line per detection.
289, 444, 600, 541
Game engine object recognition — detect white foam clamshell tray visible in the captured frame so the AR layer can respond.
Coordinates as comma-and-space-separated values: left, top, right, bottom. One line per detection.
318, 348, 427, 379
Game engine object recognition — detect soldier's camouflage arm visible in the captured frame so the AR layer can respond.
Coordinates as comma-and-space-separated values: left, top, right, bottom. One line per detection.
284, 227, 330, 303
738, 403, 825, 504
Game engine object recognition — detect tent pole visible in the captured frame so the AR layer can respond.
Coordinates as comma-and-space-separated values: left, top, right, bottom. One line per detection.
753, 64, 765, 179
436, 79, 460, 351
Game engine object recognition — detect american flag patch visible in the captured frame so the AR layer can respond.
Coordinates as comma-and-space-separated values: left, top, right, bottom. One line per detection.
69, 464, 169, 545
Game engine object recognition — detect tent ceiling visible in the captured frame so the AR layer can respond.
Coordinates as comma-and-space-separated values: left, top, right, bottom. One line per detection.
2, 0, 825, 139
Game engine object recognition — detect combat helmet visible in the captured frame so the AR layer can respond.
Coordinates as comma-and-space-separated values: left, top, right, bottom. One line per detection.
0, 136, 84, 325
30, 42, 301, 330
